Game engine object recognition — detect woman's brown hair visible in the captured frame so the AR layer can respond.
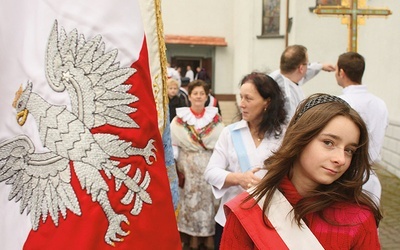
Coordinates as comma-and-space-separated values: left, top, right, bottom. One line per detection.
188, 80, 210, 96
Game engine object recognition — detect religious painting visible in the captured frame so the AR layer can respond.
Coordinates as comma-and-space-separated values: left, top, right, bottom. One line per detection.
316, 0, 342, 5
262, 0, 280, 35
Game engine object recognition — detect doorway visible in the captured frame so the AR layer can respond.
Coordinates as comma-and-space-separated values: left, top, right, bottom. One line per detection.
171, 57, 213, 83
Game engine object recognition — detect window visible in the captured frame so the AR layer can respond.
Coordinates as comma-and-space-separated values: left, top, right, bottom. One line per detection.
316, 0, 342, 6
262, 0, 281, 36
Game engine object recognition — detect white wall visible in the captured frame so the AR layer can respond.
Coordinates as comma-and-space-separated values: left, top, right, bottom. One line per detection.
161, 0, 236, 94
382, 121, 400, 177
290, 0, 400, 177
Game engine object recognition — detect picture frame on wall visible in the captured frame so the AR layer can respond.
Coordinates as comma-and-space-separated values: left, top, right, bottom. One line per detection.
316, 0, 342, 6
262, 0, 281, 36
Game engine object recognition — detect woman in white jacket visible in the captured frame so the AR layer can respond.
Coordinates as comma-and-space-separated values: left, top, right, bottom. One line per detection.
204, 72, 287, 249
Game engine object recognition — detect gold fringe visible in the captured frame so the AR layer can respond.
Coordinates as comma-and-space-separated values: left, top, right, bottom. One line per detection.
154, 0, 168, 133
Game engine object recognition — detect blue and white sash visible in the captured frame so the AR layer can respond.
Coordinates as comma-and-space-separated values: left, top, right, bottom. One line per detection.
229, 124, 251, 173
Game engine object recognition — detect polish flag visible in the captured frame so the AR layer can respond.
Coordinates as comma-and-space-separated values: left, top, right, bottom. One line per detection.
0, 0, 181, 249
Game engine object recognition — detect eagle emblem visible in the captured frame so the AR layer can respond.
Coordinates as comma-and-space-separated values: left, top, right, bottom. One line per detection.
0, 20, 156, 246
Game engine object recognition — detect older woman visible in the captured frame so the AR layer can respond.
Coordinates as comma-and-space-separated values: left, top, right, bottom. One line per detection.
171, 80, 224, 250
204, 72, 287, 249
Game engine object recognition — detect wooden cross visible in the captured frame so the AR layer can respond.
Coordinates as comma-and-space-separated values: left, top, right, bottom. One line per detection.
314, 0, 391, 52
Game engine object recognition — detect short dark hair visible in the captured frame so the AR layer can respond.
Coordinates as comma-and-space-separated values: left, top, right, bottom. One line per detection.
180, 77, 191, 86
337, 52, 365, 84
280, 45, 308, 74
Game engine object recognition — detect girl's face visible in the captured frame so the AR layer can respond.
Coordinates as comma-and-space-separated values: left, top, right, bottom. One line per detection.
167, 84, 179, 98
239, 82, 269, 125
188, 86, 207, 108
291, 115, 360, 196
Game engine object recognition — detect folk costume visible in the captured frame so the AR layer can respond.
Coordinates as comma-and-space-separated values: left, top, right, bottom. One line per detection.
171, 106, 224, 237
221, 177, 381, 250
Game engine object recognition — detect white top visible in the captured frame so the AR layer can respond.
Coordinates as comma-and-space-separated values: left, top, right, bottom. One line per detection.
339, 85, 388, 163
204, 120, 284, 226
339, 85, 388, 203
269, 62, 322, 121
167, 67, 181, 84
185, 69, 194, 82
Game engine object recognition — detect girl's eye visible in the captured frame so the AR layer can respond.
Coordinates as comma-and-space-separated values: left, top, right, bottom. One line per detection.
323, 140, 334, 147
345, 148, 356, 156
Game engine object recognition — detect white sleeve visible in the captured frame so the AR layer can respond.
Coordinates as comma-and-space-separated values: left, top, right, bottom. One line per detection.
300, 62, 323, 85
204, 127, 232, 199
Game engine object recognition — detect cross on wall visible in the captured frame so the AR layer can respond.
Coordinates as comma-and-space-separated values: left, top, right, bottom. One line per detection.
314, 0, 391, 52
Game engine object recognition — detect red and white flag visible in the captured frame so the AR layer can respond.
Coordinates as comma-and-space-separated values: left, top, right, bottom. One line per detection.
0, 0, 181, 249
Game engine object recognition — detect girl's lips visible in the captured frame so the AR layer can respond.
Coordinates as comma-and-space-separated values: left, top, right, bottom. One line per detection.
323, 167, 338, 175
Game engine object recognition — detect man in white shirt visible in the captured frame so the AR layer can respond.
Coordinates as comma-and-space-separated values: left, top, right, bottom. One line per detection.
185, 65, 194, 82
269, 44, 335, 121
167, 62, 181, 84
335, 52, 389, 204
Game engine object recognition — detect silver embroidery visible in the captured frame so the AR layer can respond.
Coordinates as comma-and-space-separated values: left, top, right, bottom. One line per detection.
0, 20, 156, 246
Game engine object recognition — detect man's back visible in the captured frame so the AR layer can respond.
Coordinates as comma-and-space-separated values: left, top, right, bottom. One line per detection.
339, 85, 388, 163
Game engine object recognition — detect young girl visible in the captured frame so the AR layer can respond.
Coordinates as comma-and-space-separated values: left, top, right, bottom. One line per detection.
167, 78, 186, 121
220, 93, 382, 249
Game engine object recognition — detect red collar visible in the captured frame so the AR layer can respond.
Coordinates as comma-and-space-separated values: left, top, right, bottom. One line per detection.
190, 107, 205, 118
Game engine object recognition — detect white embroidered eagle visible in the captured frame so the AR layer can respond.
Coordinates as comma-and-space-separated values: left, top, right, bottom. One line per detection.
0, 20, 156, 246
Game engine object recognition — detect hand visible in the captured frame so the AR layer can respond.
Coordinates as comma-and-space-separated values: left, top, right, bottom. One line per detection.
322, 63, 336, 72
239, 168, 262, 190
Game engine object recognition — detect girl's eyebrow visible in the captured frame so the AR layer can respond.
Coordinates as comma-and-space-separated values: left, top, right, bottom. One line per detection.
320, 133, 359, 147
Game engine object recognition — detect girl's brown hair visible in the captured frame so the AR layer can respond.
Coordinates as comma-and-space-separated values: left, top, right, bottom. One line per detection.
248, 93, 382, 226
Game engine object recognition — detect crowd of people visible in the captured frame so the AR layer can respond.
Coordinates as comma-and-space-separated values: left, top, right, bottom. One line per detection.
166, 47, 388, 250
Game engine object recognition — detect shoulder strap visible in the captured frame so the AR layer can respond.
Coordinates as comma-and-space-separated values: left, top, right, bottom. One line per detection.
229, 124, 251, 173
255, 189, 325, 250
